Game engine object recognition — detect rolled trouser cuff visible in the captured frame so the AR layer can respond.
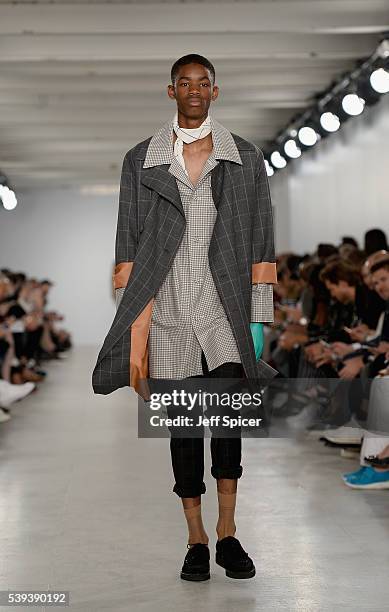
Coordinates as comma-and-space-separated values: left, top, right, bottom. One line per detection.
211, 465, 243, 480
173, 481, 206, 498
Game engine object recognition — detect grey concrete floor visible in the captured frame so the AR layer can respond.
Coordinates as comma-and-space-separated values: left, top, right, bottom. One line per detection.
0, 346, 389, 612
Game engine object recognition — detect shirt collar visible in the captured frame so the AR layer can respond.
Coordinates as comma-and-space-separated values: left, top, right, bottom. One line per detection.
143, 112, 242, 168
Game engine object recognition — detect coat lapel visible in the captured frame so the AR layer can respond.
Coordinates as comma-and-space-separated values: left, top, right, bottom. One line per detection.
140, 165, 185, 219
140, 155, 225, 218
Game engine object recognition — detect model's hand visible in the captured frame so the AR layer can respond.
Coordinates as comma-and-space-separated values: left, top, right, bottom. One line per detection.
250, 322, 264, 360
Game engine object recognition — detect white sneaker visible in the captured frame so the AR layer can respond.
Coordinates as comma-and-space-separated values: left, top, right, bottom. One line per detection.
321, 424, 362, 445
0, 408, 11, 423
0, 380, 36, 409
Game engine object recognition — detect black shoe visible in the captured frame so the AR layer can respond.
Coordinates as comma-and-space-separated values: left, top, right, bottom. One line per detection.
180, 543, 210, 582
216, 536, 256, 579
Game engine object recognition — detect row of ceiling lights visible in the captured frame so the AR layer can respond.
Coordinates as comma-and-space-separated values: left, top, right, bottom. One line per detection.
265, 39, 389, 176
2, 39, 388, 201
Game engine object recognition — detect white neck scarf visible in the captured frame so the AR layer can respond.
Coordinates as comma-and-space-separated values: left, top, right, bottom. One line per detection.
172, 110, 212, 175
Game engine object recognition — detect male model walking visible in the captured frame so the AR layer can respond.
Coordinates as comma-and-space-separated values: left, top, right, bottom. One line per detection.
92, 54, 277, 581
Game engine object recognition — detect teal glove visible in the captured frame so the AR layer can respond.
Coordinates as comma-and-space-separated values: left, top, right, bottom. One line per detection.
250, 322, 264, 361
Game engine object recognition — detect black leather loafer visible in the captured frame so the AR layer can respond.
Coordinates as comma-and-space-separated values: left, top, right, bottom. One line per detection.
180, 543, 210, 581
216, 536, 256, 579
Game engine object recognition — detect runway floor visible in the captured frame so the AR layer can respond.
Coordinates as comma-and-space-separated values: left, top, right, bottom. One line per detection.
0, 347, 389, 612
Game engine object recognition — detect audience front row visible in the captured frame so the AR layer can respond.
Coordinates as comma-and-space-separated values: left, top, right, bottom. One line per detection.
267, 228, 389, 490
0, 268, 72, 422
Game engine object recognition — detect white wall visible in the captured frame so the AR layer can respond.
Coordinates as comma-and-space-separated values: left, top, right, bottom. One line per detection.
0, 187, 118, 346
270, 94, 389, 254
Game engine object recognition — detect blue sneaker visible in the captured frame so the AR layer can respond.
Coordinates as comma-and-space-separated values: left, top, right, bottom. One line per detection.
343, 466, 389, 489
342, 466, 368, 482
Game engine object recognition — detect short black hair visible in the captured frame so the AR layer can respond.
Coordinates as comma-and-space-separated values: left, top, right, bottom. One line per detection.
364, 228, 388, 255
171, 54, 215, 88
341, 236, 358, 248
317, 243, 338, 261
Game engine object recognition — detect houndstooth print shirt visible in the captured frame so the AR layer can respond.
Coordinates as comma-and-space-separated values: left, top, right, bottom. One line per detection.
134, 113, 273, 380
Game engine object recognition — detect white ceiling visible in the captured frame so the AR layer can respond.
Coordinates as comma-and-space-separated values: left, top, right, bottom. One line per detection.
0, 0, 387, 190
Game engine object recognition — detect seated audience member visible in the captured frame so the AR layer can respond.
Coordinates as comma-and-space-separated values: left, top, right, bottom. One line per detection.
293, 260, 364, 384
331, 251, 388, 365
307, 259, 385, 382
0, 269, 72, 423
308, 256, 389, 439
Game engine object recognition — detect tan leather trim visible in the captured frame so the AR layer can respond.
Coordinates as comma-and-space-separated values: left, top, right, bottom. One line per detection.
252, 262, 278, 284
129, 298, 154, 401
113, 261, 134, 290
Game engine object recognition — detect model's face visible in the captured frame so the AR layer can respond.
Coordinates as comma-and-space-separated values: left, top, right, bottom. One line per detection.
167, 63, 218, 119
372, 267, 389, 301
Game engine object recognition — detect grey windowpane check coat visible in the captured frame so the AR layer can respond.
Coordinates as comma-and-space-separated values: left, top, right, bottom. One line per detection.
92, 118, 278, 398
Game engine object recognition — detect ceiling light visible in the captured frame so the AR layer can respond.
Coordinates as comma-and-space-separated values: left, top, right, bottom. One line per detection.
370, 68, 389, 94
270, 151, 287, 169
298, 126, 318, 146
0, 185, 17, 210
320, 112, 340, 132
284, 139, 301, 158
342, 93, 365, 116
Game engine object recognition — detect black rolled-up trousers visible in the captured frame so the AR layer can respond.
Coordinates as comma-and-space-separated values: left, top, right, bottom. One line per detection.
169, 351, 244, 498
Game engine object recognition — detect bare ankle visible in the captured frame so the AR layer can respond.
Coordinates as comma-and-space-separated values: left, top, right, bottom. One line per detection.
188, 534, 209, 546
216, 522, 236, 541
